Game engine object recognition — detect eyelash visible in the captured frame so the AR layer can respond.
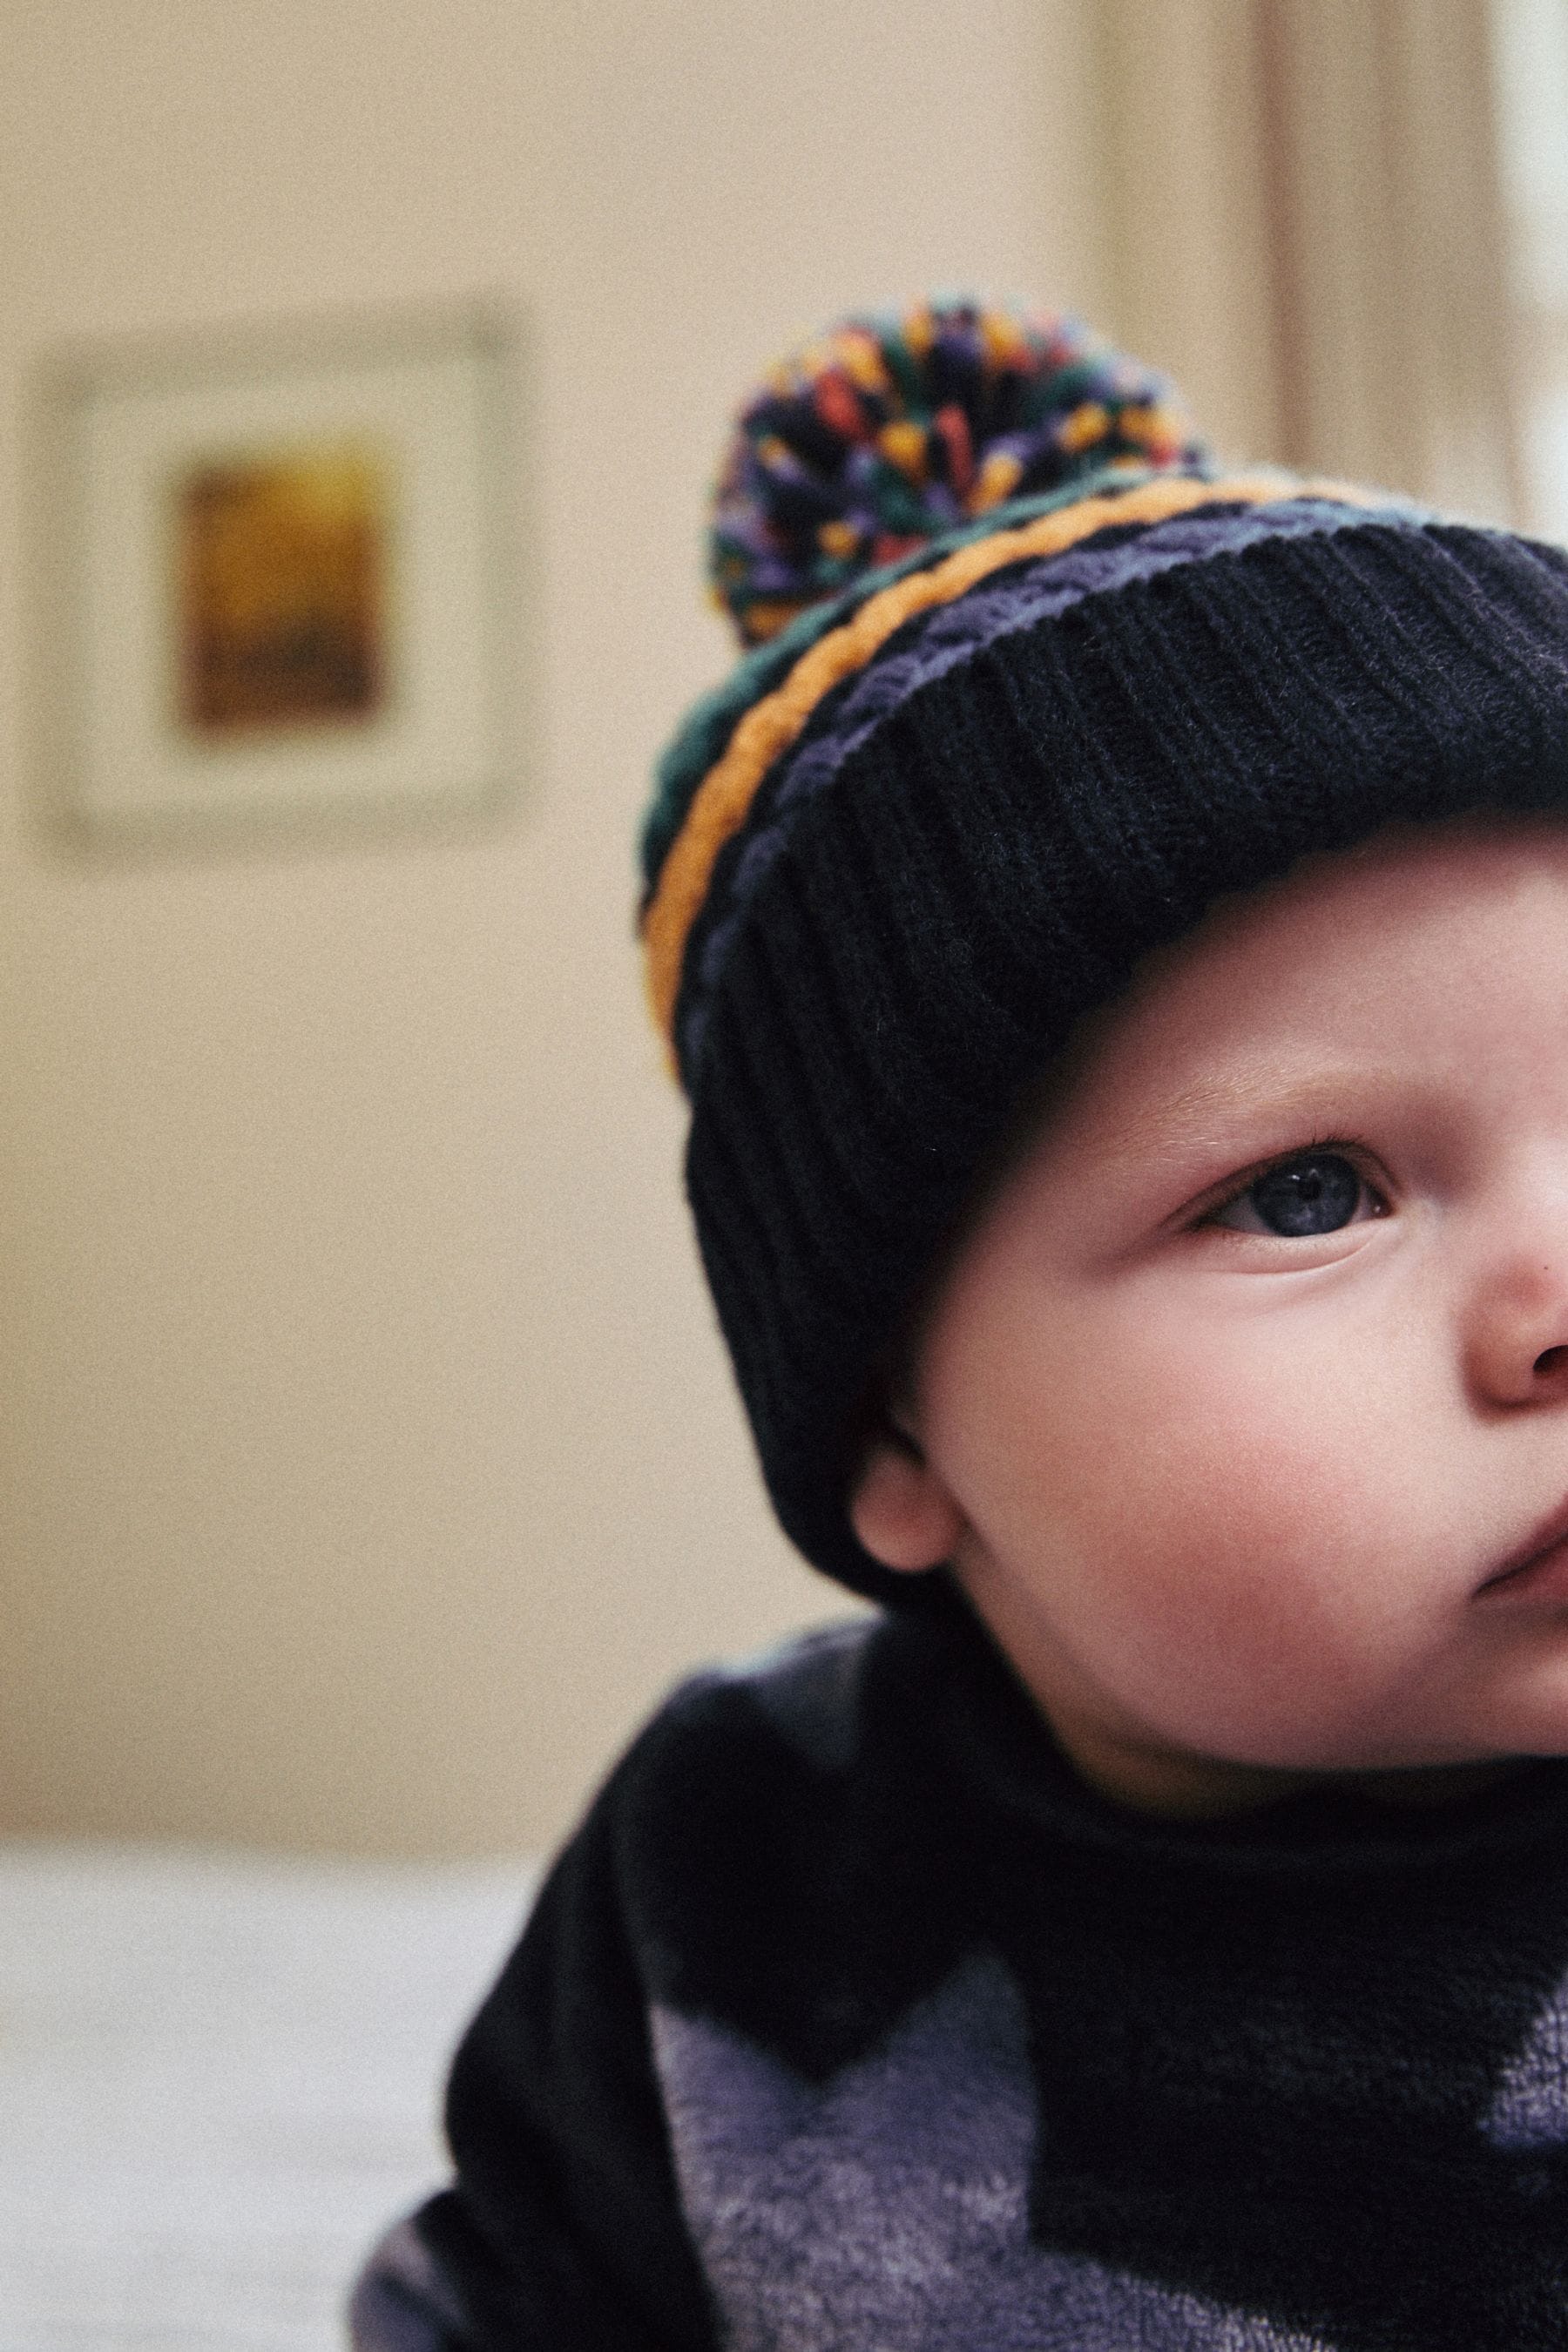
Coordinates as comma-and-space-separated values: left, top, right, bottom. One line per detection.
1195, 1133, 1389, 1228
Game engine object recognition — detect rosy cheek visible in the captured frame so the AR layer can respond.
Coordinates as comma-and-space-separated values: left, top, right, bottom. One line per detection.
1044, 1325, 1380, 1616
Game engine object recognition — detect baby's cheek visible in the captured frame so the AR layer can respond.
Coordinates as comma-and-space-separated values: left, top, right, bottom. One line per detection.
1077, 1505, 1388, 1761
1100, 1298, 1392, 1542
1068, 1367, 1404, 1708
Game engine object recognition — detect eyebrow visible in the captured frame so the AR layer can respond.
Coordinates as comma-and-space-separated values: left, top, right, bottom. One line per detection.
1095, 1059, 1406, 1164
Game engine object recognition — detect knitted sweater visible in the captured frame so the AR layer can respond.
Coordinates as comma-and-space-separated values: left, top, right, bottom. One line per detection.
350, 1593, 1568, 2351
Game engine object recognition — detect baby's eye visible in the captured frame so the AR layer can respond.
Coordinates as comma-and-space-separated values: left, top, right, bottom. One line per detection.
1208, 1150, 1384, 1238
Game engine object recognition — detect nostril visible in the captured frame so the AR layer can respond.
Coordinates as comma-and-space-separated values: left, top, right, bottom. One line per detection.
1537, 1346, 1568, 1378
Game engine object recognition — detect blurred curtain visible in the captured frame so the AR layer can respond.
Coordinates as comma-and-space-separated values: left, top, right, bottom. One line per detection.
1083, 0, 1521, 521
1491, 0, 1568, 537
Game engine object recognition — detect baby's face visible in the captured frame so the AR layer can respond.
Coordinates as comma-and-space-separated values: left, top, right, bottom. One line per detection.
852, 816, 1568, 1815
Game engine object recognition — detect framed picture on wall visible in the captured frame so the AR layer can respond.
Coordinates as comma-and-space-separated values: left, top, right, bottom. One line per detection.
34, 300, 524, 851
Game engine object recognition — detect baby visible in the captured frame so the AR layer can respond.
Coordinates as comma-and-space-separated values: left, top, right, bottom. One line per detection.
352, 299, 1568, 2349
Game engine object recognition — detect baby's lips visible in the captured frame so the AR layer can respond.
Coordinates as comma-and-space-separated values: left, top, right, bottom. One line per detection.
1477, 1491, 1568, 1597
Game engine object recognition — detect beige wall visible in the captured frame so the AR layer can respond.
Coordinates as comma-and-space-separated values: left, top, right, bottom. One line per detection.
0, 0, 1091, 1855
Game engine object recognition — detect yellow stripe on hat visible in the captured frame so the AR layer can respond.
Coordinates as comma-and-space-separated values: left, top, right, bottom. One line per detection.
644, 473, 1384, 1051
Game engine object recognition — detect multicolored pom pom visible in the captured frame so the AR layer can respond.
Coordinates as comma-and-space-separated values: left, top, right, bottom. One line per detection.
706, 296, 1209, 646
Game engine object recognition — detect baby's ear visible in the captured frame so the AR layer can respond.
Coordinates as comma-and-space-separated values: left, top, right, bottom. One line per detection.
848, 1417, 965, 1574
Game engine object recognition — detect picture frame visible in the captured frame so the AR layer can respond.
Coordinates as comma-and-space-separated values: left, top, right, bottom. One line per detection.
33, 299, 524, 853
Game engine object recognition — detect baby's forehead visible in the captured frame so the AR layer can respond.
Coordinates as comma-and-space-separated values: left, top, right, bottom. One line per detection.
1030, 814, 1568, 1163
1153, 811, 1568, 967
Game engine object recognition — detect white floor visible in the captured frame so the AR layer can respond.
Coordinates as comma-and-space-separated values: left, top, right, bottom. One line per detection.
0, 1841, 537, 2352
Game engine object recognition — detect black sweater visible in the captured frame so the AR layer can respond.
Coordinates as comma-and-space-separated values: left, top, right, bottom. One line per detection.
350, 1594, 1568, 2350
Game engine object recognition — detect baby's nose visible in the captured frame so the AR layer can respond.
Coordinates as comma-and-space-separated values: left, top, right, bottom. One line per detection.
1463, 1251, 1568, 1410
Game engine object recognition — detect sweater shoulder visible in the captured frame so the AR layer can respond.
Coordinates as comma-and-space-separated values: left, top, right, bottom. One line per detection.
645, 1613, 884, 1772
608, 1612, 909, 1900
606, 1610, 977, 2070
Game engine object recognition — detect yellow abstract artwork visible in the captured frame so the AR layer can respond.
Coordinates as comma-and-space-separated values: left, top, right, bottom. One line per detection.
173, 441, 391, 736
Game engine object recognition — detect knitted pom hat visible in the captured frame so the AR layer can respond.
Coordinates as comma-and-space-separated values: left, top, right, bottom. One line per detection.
640, 295, 1568, 1605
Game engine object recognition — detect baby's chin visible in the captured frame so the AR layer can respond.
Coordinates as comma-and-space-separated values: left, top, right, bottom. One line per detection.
1051, 1708, 1544, 1819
